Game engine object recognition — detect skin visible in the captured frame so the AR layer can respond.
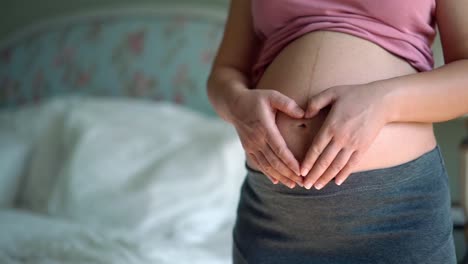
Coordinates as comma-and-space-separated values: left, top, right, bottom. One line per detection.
301, 0, 468, 190
207, 0, 305, 188
250, 29, 437, 190
207, 0, 468, 190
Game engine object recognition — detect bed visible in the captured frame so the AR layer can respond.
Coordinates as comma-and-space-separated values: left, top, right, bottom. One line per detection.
0, 4, 247, 263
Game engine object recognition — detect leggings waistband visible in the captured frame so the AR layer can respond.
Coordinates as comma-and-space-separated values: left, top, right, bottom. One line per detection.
244, 144, 445, 196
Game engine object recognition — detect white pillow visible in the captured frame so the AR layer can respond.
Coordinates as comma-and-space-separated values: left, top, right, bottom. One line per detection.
0, 131, 30, 208
32, 98, 246, 241
12, 97, 82, 212
1, 97, 247, 261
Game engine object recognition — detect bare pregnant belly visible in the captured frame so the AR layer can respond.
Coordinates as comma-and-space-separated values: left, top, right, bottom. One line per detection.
246, 31, 436, 174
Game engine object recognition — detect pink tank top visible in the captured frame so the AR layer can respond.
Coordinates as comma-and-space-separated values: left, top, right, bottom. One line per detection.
250, 0, 437, 87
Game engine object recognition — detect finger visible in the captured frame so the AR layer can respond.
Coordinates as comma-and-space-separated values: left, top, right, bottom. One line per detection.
252, 152, 277, 184
313, 148, 354, 190
269, 91, 305, 119
249, 153, 278, 184
268, 174, 279, 184
264, 123, 301, 176
334, 151, 361, 186
301, 125, 333, 176
305, 88, 336, 118
256, 151, 296, 188
263, 143, 304, 185
304, 139, 341, 189
253, 151, 274, 180
264, 171, 279, 184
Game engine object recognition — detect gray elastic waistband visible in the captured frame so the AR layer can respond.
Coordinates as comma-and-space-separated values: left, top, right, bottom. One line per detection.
244, 145, 444, 196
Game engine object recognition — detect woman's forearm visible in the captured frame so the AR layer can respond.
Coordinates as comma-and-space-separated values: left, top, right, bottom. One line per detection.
375, 59, 468, 123
206, 66, 252, 124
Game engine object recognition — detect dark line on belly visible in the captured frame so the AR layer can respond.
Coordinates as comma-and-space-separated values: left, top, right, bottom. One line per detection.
306, 32, 325, 102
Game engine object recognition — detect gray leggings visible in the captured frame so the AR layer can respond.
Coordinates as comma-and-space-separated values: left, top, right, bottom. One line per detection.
232, 145, 456, 264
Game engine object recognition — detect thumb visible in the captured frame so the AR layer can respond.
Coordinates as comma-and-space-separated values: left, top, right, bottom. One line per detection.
269, 91, 305, 118
305, 89, 336, 118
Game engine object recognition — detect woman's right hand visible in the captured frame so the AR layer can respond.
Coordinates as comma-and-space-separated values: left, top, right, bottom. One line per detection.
229, 89, 306, 188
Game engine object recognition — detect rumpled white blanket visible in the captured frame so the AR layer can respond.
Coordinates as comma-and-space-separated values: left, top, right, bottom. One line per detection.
0, 96, 246, 264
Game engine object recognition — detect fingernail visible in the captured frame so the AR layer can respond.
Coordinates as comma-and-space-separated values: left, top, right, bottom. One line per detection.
301, 168, 309, 176
314, 183, 323, 190
297, 182, 303, 187
289, 183, 296, 189
335, 179, 342, 186
305, 183, 312, 190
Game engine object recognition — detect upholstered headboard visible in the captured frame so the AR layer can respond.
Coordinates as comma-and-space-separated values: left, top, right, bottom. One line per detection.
0, 5, 227, 116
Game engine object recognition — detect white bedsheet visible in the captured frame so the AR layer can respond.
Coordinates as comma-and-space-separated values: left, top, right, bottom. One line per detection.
0, 96, 246, 264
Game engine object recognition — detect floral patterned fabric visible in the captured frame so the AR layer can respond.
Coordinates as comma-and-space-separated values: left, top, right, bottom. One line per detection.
0, 14, 224, 116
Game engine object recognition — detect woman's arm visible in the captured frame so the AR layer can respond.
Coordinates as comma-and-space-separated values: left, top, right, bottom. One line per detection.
377, 0, 468, 123
207, 0, 306, 187
207, 0, 260, 124
299, 0, 468, 190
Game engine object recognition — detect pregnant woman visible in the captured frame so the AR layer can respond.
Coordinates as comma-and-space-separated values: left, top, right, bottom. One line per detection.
207, 0, 468, 263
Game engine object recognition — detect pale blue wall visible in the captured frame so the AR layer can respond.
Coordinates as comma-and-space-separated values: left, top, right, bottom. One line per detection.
0, 0, 229, 41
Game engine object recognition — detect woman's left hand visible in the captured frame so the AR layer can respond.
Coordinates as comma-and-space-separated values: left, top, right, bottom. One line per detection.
301, 82, 392, 190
